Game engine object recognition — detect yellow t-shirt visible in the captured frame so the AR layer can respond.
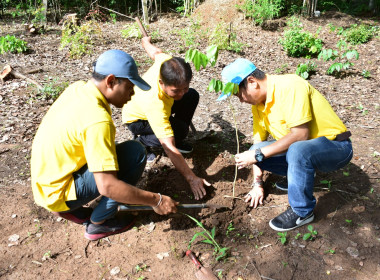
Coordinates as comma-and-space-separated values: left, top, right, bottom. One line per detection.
252, 74, 347, 142
31, 81, 119, 212
122, 53, 174, 139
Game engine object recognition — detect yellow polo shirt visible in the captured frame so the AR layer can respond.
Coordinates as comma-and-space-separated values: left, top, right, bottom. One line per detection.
122, 53, 174, 139
252, 74, 347, 142
31, 81, 118, 212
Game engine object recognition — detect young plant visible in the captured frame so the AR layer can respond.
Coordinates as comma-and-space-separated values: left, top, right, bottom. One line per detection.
320, 180, 332, 190
37, 78, 69, 100
325, 248, 335, 254
209, 23, 246, 54
296, 61, 317, 79
0, 35, 28, 54
303, 225, 317, 241
60, 20, 103, 59
279, 16, 323, 57
277, 232, 287, 245
185, 214, 229, 261
361, 70, 371, 79
185, 45, 219, 71
226, 222, 236, 237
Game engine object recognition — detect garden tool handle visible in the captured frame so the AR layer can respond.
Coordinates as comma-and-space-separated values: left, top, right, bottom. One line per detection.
186, 250, 202, 269
135, 17, 148, 37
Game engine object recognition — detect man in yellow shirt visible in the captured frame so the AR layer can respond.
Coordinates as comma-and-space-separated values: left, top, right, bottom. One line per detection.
221, 58, 353, 231
123, 37, 210, 200
31, 50, 178, 241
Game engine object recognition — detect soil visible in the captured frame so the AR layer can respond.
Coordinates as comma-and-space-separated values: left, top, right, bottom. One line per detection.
1, 5, 380, 280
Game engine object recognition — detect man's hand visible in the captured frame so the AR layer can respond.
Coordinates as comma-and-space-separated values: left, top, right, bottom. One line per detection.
141, 36, 162, 60
153, 195, 179, 215
235, 150, 256, 169
188, 176, 211, 200
244, 184, 264, 208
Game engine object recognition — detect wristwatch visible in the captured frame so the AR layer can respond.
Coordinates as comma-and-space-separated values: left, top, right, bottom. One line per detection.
254, 148, 265, 162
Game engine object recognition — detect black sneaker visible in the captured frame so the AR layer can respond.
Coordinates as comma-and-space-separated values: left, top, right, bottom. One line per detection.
176, 142, 193, 153
84, 215, 135, 241
269, 207, 314, 232
275, 177, 288, 192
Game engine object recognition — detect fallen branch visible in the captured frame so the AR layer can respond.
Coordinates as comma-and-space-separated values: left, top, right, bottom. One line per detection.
97, 5, 135, 20
1, 65, 43, 90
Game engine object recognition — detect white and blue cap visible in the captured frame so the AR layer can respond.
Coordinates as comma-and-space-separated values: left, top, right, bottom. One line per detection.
94, 49, 151, 91
222, 58, 256, 84
217, 58, 256, 101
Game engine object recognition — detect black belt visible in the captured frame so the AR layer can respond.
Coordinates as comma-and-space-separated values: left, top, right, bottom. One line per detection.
334, 131, 351, 141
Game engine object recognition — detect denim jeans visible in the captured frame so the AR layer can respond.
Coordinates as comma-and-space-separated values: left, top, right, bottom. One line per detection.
127, 88, 199, 147
64, 140, 147, 223
250, 137, 353, 217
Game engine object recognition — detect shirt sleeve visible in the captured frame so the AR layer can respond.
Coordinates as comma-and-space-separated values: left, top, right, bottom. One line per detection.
82, 122, 119, 172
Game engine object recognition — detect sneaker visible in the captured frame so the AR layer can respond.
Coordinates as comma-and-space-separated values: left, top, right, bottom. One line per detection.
84, 215, 136, 241
275, 178, 288, 192
55, 207, 93, 224
176, 142, 193, 153
147, 151, 156, 163
269, 207, 314, 232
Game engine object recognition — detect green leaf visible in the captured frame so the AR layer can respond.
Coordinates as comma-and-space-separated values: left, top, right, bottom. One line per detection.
208, 79, 217, 92
206, 45, 219, 66
201, 239, 214, 245
307, 225, 313, 232
211, 227, 216, 238
303, 233, 311, 240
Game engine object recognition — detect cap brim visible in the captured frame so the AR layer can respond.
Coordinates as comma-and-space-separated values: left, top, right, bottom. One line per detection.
129, 76, 151, 91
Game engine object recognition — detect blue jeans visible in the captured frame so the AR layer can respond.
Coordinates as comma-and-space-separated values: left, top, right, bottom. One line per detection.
250, 137, 353, 217
64, 140, 147, 223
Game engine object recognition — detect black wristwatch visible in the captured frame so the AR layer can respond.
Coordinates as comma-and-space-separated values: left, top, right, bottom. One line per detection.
254, 148, 265, 162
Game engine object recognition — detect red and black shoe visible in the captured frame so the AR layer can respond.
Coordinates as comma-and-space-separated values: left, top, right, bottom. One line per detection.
84, 214, 136, 241
53, 207, 93, 224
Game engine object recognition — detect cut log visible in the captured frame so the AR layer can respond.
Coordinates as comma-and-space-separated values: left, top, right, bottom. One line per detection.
1, 65, 43, 90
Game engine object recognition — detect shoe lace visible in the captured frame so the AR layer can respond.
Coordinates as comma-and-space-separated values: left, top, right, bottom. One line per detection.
282, 207, 298, 220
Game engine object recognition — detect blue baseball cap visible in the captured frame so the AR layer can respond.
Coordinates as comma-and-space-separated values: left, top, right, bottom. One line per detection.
94, 49, 151, 91
217, 58, 257, 101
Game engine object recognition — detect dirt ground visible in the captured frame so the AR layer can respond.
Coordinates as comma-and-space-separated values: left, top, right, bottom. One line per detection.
0, 5, 380, 280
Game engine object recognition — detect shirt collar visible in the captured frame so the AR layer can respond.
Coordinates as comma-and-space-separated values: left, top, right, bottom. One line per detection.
85, 80, 112, 115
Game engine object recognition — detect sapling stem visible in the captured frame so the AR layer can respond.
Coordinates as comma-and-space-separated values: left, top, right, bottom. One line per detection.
228, 99, 239, 198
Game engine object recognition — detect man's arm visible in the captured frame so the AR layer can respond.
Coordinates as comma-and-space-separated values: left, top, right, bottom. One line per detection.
159, 136, 210, 200
93, 171, 178, 216
235, 123, 309, 169
142, 37, 163, 61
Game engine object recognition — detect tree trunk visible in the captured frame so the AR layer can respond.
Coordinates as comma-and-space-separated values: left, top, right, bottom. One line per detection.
142, 0, 148, 24
369, 0, 375, 11
42, 0, 48, 23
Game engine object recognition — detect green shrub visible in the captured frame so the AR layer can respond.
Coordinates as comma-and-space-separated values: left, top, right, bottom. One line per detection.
121, 23, 142, 39
0, 35, 28, 54
279, 17, 323, 57
342, 24, 375, 45
238, 0, 282, 25
279, 17, 322, 57
318, 48, 359, 76
296, 61, 317, 79
59, 20, 102, 59
38, 78, 69, 100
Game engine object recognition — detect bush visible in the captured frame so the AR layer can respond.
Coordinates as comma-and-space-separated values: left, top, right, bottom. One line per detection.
342, 24, 375, 45
0, 35, 28, 54
59, 20, 102, 59
279, 17, 323, 57
238, 0, 282, 25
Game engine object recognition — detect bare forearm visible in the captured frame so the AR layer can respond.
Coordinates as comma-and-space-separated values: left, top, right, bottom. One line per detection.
94, 172, 160, 207
162, 144, 195, 181
141, 37, 162, 60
